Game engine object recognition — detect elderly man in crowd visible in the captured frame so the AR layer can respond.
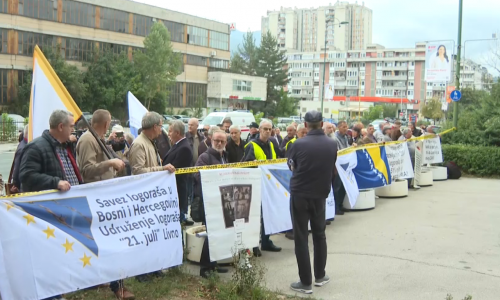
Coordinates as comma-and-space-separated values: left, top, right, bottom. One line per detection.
186, 118, 205, 208
333, 121, 349, 215
199, 126, 218, 154
281, 124, 297, 152
323, 122, 336, 139
246, 122, 260, 143
275, 127, 283, 145
227, 125, 245, 163
20, 110, 82, 300
194, 129, 230, 278
221, 117, 233, 133
285, 124, 308, 153
165, 120, 194, 225
76, 110, 134, 299
375, 122, 386, 143
365, 124, 378, 144
409, 122, 422, 137
401, 128, 416, 188
243, 120, 282, 255
10, 124, 29, 193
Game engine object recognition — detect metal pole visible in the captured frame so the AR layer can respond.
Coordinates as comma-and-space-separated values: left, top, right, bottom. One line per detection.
453, 0, 463, 128
358, 69, 361, 121
321, 25, 328, 114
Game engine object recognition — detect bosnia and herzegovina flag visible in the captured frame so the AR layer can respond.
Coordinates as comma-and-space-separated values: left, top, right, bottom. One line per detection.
336, 145, 392, 208
29, 45, 82, 141
127, 92, 148, 137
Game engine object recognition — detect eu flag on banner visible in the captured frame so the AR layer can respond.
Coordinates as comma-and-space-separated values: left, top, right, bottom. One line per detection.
336, 145, 392, 208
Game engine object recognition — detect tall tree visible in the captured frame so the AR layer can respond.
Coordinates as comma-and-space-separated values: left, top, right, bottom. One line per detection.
231, 32, 259, 75
256, 31, 290, 116
83, 50, 135, 120
134, 22, 182, 112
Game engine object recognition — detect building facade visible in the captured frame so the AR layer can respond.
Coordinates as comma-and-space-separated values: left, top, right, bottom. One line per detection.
261, 1, 372, 52
0, 0, 231, 111
207, 71, 267, 112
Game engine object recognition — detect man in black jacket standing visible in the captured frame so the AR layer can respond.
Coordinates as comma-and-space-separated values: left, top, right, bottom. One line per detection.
19, 110, 82, 300
226, 125, 245, 163
245, 122, 259, 143
166, 120, 194, 225
287, 111, 337, 294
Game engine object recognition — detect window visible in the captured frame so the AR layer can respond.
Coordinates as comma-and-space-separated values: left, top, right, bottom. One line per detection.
1, 0, 8, 13
409, 81, 414, 87
408, 90, 414, 96
186, 83, 206, 107
187, 26, 208, 47
63, 38, 95, 62
19, 0, 58, 21
209, 58, 229, 69
100, 7, 129, 33
0, 69, 7, 104
163, 20, 185, 43
18, 70, 30, 87
133, 14, 153, 36
233, 80, 252, 92
62, 0, 95, 27
409, 71, 415, 77
426, 91, 432, 98
18, 31, 57, 56
0, 29, 7, 53
186, 54, 207, 67
210, 31, 229, 51
167, 82, 183, 107
99, 42, 128, 55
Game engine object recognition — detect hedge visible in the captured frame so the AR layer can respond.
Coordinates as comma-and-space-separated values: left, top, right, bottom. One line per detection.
442, 144, 500, 177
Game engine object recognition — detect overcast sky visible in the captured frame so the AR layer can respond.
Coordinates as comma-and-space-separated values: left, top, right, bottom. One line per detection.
135, 0, 499, 75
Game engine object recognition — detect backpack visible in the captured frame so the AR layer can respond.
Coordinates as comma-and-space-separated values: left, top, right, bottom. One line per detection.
445, 161, 462, 179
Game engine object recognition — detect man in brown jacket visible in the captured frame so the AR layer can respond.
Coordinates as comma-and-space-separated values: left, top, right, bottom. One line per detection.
75, 109, 133, 300
129, 112, 175, 175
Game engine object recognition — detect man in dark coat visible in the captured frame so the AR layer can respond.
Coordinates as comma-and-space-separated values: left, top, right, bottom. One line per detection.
245, 122, 260, 143
165, 120, 194, 225
226, 125, 245, 163
11, 125, 28, 193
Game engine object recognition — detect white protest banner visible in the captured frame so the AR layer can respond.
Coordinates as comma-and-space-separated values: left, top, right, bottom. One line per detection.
127, 91, 148, 137
260, 163, 335, 235
413, 141, 424, 188
422, 136, 443, 165
0, 172, 183, 300
385, 142, 414, 180
201, 169, 261, 261
335, 151, 360, 208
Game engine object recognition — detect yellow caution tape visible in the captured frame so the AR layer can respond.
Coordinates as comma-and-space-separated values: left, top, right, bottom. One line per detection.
175, 159, 288, 175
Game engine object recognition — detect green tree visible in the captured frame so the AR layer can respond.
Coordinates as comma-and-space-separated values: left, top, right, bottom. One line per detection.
134, 22, 182, 111
274, 88, 298, 117
382, 104, 398, 118
230, 32, 259, 75
364, 105, 383, 122
83, 50, 135, 120
255, 31, 290, 116
421, 98, 444, 124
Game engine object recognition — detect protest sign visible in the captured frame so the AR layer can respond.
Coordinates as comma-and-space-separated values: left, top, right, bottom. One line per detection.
200, 169, 261, 261
422, 136, 443, 165
385, 142, 414, 181
0, 172, 183, 300
260, 163, 335, 235
413, 141, 424, 187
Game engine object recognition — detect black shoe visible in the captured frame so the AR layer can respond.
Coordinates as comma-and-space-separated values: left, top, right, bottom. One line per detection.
285, 231, 294, 240
326, 221, 331, 225
336, 210, 344, 215
215, 267, 228, 274
262, 244, 282, 252
182, 220, 195, 226
253, 247, 262, 257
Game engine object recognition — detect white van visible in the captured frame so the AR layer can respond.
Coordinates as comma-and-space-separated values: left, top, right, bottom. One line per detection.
199, 111, 255, 140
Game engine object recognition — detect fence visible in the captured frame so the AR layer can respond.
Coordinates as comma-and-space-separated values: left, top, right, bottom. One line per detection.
0, 120, 25, 142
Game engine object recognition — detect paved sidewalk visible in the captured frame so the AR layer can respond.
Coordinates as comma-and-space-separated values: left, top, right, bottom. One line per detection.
258, 178, 500, 299
0, 142, 17, 154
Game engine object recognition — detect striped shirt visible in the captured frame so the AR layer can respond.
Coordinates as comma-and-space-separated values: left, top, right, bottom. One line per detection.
50, 135, 80, 186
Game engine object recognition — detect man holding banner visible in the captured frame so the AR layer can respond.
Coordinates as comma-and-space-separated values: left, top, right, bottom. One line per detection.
287, 111, 337, 294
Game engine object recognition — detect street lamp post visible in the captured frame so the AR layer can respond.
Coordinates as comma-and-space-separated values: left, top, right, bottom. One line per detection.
320, 19, 348, 116
453, 0, 463, 128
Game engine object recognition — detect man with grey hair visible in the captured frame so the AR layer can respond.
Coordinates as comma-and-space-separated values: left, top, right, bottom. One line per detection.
20, 110, 82, 194
166, 119, 194, 225
322, 122, 335, 138
243, 119, 282, 255
10, 124, 30, 193
227, 125, 245, 162
199, 125, 218, 155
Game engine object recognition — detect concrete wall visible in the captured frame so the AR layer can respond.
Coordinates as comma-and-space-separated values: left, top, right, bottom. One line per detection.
207, 72, 267, 100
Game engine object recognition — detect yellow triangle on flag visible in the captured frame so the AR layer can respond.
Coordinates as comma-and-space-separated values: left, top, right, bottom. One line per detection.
29, 45, 83, 142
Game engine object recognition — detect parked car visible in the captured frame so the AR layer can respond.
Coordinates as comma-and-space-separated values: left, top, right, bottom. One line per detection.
82, 112, 92, 122
277, 117, 293, 130
199, 111, 255, 140
163, 115, 174, 122
162, 123, 188, 133
172, 115, 188, 120
179, 117, 190, 124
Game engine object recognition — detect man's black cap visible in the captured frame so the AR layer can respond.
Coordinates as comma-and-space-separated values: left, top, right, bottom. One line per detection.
304, 111, 323, 122
249, 122, 259, 128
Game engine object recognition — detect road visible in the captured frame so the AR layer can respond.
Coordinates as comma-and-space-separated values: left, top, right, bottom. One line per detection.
0, 143, 17, 189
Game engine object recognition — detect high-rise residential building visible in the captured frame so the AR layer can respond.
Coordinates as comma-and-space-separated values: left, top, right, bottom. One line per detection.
261, 1, 372, 52
0, 0, 235, 112
286, 43, 494, 119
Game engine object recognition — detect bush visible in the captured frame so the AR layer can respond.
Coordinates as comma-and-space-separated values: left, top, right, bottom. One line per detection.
442, 144, 500, 176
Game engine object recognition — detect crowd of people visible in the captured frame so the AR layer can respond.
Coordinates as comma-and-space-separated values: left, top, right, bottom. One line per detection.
8, 108, 435, 299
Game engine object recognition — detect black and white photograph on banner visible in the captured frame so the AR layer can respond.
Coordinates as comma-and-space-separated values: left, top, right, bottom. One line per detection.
220, 184, 252, 228
201, 169, 261, 261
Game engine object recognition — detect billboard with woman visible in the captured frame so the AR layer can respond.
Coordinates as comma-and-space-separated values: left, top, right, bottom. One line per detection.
425, 42, 453, 82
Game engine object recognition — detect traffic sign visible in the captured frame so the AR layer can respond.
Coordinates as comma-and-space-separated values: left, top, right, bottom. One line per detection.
399, 112, 404, 117
450, 90, 462, 102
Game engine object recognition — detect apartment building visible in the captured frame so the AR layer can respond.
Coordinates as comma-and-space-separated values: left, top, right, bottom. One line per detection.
287, 43, 494, 118
0, 0, 232, 111
261, 1, 372, 52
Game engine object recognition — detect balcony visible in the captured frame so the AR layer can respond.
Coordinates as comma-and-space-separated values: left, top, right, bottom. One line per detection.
381, 75, 408, 80
432, 86, 446, 91
380, 65, 408, 71
334, 76, 346, 81
346, 85, 360, 90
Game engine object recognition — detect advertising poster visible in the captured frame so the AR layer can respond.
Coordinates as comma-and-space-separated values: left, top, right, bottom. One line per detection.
0, 172, 183, 300
200, 169, 261, 261
425, 42, 453, 82
324, 84, 335, 100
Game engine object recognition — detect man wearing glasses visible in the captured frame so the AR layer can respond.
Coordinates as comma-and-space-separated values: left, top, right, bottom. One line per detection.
242, 120, 282, 256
